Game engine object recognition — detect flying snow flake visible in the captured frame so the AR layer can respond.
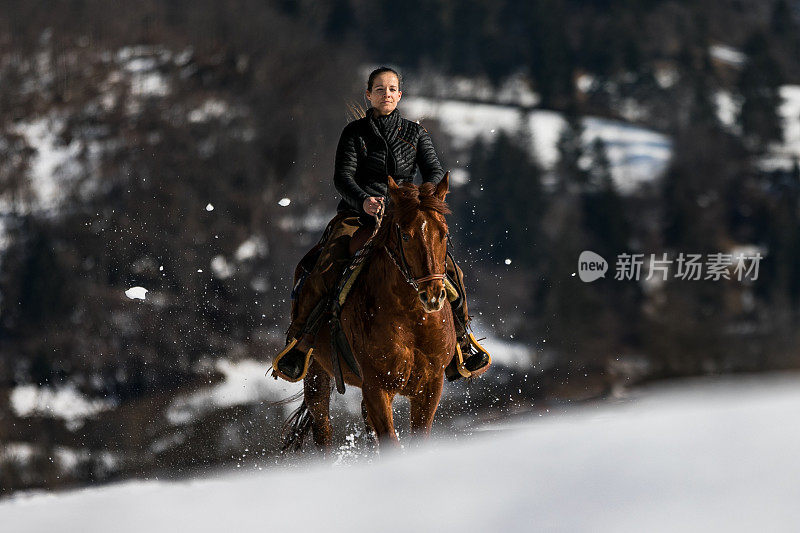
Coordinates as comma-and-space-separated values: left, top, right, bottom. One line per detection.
211, 255, 235, 279
504, 259, 512, 265
206, 203, 214, 211
125, 286, 148, 300
278, 198, 291, 207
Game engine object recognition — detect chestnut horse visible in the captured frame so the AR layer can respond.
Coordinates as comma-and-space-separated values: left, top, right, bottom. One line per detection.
284, 174, 455, 450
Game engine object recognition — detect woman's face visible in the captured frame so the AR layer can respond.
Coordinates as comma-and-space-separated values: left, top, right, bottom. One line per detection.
366, 72, 402, 116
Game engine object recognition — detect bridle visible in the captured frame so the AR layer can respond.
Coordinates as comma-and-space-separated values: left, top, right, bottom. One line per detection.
384, 221, 448, 292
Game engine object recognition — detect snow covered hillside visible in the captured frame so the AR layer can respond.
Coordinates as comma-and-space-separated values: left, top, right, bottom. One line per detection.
403, 96, 673, 194
403, 84, 800, 194
3, 373, 800, 533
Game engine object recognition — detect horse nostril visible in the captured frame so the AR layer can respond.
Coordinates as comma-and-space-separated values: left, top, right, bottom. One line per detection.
439, 289, 446, 300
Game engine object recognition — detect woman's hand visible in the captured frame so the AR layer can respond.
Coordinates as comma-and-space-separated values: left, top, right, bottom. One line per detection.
362, 196, 383, 216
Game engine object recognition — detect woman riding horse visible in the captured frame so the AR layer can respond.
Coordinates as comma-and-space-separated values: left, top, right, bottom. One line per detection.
272, 67, 490, 383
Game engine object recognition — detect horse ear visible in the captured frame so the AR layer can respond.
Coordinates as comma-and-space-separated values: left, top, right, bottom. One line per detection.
387, 175, 399, 194
435, 171, 450, 201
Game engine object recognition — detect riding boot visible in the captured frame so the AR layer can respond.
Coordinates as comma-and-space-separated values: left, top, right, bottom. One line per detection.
444, 255, 492, 382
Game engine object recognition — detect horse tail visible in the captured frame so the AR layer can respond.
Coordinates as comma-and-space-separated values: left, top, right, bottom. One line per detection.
280, 399, 313, 452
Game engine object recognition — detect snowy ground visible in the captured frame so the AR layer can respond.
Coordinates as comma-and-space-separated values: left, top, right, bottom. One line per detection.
3, 373, 800, 532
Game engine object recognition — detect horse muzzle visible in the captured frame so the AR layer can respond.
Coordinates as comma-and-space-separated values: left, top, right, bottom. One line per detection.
418, 282, 447, 313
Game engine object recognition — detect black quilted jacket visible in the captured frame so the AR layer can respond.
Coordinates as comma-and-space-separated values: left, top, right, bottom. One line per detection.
334, 107, 445, 213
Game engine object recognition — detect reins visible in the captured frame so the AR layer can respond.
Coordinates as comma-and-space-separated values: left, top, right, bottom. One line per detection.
382, 206, 446, 292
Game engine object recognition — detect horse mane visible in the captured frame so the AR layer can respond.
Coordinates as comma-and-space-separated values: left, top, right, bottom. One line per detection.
375, 181, 450, 246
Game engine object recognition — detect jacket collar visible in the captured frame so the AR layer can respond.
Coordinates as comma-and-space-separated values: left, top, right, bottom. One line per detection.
366, 107, 401, 144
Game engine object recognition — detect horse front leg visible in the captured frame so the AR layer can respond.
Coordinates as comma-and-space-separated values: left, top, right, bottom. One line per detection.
304, 360, 333, 452
409, 375, 444, 439
361, 399, 378, 446
361, 385, 400, 448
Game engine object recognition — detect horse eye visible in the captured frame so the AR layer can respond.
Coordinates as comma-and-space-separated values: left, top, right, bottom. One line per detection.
401, 232, 410, 241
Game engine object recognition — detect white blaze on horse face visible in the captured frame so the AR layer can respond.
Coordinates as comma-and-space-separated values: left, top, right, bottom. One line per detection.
421, 219, 427, 236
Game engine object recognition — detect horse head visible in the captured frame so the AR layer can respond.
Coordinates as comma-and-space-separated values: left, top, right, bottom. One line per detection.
383, 172, 451, 313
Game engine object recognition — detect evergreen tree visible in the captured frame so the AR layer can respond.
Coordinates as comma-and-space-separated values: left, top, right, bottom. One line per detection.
582, 138, 630, 259
554, 109, 589, 192
462, 130, 544, 269
737, 31, 784, 151
528, 0, 575, 109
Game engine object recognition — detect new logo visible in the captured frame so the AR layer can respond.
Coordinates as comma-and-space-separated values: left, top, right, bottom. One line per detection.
578, 251, 608, 282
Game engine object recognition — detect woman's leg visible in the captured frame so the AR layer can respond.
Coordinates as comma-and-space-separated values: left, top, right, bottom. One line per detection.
445, 254, 491, 380
273, 214, 363, 381
445, 254, 470, 340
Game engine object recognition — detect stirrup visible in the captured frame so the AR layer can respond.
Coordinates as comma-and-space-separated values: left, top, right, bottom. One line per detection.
464, 333, 491, 371
445, 333, 492, 381
445, 344, 474, 382
270, 338, 314, 382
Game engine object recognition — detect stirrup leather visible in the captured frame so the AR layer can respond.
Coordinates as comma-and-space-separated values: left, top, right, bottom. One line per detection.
270, 338, 314, 382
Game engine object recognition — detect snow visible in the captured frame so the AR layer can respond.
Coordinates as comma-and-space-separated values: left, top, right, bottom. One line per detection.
654, 67, 679, 89
581, 117, 672, 193
714, 90, 740, 131
2, 443, 35, 465
403, 83, 800, 192
9, 384, 114, 425
411, 72, 539, 107
401, 97, 672, 194
709, 44, 747, 67
54, 447, 88, 473
576, 73, 597, 93
402, 97, 532, 152
234, 235, 268, 261
448, 168, 469, 186
477, 333, 532, 370
11, 116, 82, 210
124, 286, 148, 300
278, 210, 333, 232
756, 85, 800, 171
210, 255, 235, 279
166, 359, 301, 425
495, 74, 540, 107
776, 85, 800, 164
3, 373, 800, 532
129, 71, 169, 98
188, 99, 232, 124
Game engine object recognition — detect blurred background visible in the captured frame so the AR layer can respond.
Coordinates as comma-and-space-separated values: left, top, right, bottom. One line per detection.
2, 0, 800, 497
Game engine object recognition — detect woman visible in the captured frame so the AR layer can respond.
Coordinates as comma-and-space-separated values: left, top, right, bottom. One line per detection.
272, 67, 490, 382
